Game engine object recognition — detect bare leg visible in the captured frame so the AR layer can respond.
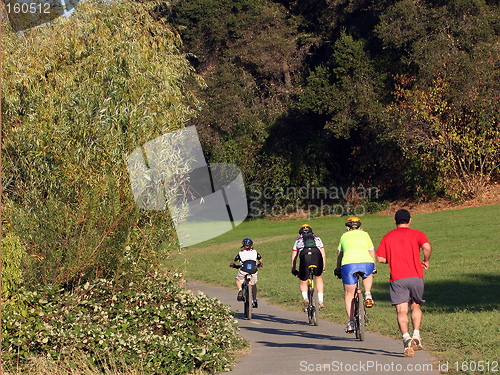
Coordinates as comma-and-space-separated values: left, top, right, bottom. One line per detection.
316, 275, 324, 294
395, 302, 410, 335
300, 279, 308, 294
362, 274, 373, 293
344, 284, 356, 321
410, 302, 422, 331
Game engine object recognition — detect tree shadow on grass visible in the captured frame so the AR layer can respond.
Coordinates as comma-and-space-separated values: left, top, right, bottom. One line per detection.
371, 273, 500, 313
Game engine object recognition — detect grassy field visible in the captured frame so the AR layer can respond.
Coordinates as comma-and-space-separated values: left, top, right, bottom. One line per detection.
176, 205, 500, 374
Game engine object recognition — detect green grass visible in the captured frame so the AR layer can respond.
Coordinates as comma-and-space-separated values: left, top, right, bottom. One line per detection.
175, 206, 500, 374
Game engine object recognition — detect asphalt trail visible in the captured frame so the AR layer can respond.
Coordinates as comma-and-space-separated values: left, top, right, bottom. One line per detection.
186, 281, 440, 375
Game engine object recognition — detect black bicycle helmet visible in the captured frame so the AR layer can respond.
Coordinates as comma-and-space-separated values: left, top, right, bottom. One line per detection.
345, 216, 361, 229
242, 238, 253, 249
299, 223, 313, 235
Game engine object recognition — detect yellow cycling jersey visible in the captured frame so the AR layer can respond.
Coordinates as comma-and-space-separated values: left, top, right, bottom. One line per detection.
337, 229, 374, 265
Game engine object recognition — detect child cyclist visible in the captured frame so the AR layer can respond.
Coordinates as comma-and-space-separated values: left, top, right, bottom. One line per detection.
229, 238, 263, 308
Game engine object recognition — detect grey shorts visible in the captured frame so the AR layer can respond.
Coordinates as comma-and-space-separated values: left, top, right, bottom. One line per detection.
390, 277, 425, 306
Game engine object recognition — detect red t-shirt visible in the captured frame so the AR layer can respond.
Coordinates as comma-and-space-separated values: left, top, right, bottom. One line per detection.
376, 227, 429, 282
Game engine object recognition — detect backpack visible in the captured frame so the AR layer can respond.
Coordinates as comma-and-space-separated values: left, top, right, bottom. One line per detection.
302, 233, 317, 249
241, 260, 258, 274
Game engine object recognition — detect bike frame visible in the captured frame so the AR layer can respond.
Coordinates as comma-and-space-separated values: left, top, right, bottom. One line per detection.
232, 261, 260, 320
353, 272, 367, 341
307, 265, 319, 326
243, 273, 252, 320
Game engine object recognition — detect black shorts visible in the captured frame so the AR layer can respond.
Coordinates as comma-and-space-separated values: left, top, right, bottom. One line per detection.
299, 248, 323, 281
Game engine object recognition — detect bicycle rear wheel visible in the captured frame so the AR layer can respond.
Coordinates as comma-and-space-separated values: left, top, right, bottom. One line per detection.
356, 291, 365, 341
307, 284, 313, 325
307, 282, 319, 326
244, 284, 252, 320
311, 287, 319, 326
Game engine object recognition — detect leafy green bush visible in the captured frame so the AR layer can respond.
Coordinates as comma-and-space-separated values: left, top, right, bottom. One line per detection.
2, 275, 245, 374
1, 232, 26, 296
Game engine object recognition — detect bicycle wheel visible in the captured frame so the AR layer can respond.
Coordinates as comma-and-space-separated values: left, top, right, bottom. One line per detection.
311, 287, 319, 326
245, 283, 252, 320
307, 283, 313, 325
354, 294, 360, 339
357, 290, 365, 341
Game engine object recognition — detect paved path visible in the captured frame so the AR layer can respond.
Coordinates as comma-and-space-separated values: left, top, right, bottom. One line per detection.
186, 281, 441, 375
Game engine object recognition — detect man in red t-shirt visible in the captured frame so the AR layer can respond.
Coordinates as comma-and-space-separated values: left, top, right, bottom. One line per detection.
376, 209, 432, 358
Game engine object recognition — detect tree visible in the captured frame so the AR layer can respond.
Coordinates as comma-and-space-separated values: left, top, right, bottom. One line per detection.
378, 0, 500, 198
167, 0, 314, 186
2, 0, 202, 286
298, 30, 399, 186
393, 77, 500, 199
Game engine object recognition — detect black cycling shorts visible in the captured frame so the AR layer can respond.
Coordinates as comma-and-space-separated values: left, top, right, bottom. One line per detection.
299, 248, 323, 281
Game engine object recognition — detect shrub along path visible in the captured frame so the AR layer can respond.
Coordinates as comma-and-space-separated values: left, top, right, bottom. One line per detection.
186, 281, 440, 375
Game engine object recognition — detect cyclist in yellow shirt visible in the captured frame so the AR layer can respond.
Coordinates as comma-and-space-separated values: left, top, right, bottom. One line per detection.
334, 217, 376, 334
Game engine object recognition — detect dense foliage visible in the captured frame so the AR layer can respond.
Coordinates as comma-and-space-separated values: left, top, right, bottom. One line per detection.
2, 275, 244, 374
2, 0, 201, 287
2, 4, 248, 373
1, 232, 26, 296
166, 0, 500, 200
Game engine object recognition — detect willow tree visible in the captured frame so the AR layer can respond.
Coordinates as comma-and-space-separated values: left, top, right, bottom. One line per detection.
1, 0, 202, 286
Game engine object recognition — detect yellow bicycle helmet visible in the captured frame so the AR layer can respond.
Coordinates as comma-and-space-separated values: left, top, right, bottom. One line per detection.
345, 216, 361, 229
299, 223, 312, 235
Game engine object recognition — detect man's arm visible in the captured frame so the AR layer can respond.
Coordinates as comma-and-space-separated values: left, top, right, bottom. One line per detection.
421, 242, 431, 269
377, 256, 387, 264
376, 239, 386, 264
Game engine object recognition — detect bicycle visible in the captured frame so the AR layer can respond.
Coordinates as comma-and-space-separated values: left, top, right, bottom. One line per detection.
231, 261, 260, 320
335, 269, 376, 341
294, 265, 319, 326
307, 265, 319, 326
352, 271, 368, 341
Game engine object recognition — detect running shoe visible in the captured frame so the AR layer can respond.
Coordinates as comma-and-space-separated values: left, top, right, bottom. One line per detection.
319, 302, 325, 310
252, 300, 258, 308
237, 290, 243, 301
404, 339, 415, 357
303, 299, 309, 312
345, 321, 355, 333
412, 337, 423, 351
